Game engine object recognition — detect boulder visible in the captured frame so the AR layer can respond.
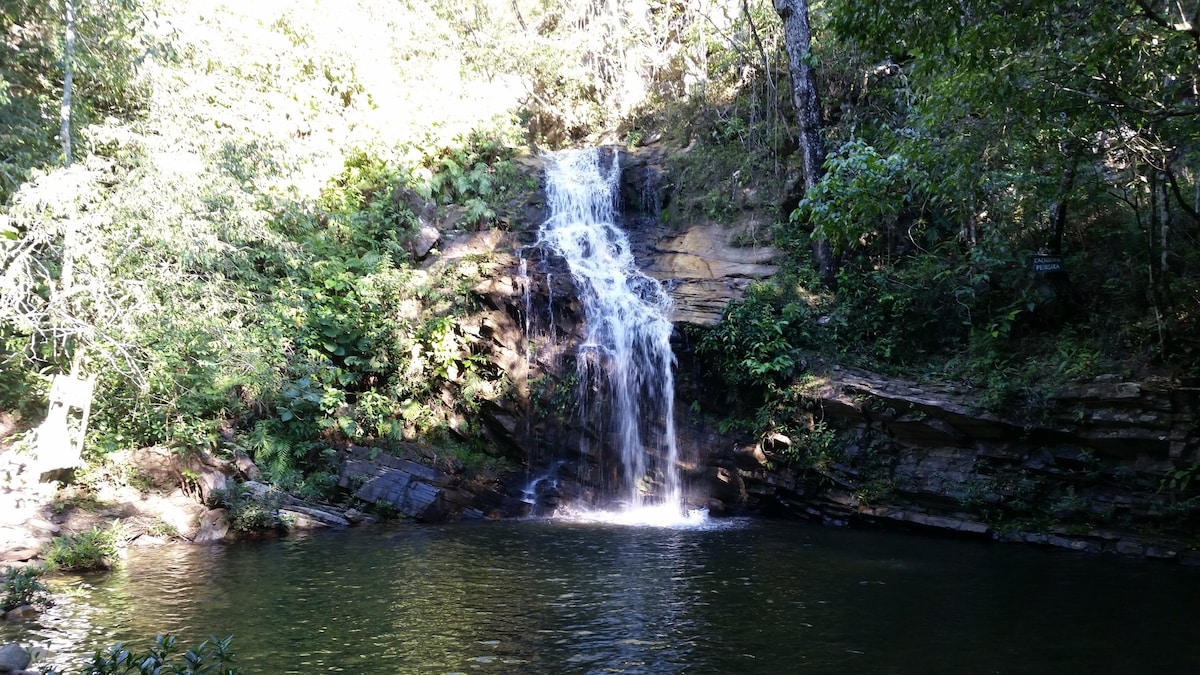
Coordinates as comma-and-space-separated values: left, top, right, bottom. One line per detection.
1, 605, 38, 621
279, 510, 330, 530
0, 643, 30, 673
193, 509, 230, 543
0, 547, 38, 565
180, 452, 235, 505
279, 505, 350, 528
127, 447, 235, 504
408, 224, 441, 260
232, 450, 261, 481
127, 446, 180, 490
338, 446, 524, 522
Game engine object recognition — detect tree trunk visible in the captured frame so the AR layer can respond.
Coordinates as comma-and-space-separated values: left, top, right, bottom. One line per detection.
59, 0, 81, 372
774, 0, 836, 284
1049, 155, 1078, 255
60, 0, 76, 167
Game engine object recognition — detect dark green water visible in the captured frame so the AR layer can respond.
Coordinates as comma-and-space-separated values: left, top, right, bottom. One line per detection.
8, 518, 1200, 673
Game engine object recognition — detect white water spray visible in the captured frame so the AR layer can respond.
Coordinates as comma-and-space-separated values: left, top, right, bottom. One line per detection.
538, 148, 685, 520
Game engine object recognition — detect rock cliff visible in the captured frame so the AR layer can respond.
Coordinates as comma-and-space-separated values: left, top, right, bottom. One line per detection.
712, 367, 1200, 560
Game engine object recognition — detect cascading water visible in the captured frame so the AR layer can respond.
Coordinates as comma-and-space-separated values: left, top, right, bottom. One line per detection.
537, 147, 689, 522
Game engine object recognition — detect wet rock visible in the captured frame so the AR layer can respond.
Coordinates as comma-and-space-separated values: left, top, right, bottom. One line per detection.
855, 506, 992, 537
1046, 536, 1102, 554
1177, 550, 1200, 566
339, 446, 523, 522
1144, 545, 1178, 560
279, 510, 330, 530
0, 643, 31, 672
708, 466, 746, 506
1115, 540, 1146, 556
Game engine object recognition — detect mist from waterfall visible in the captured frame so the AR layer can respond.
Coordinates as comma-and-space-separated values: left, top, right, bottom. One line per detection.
537, 147, 690, 524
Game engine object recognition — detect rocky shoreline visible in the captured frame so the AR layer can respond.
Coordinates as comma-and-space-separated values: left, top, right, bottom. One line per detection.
0, 439, 534, 574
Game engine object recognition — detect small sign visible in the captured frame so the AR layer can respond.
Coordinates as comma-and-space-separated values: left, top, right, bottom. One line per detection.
1032, 254, 1063, 274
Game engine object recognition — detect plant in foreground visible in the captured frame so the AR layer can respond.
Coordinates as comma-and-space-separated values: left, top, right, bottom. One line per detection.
82, 634, 239, 675
1, 565, 52, 612
44, 525, 123, 572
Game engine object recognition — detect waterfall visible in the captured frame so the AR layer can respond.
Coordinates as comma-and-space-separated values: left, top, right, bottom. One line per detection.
538, 147, 682, 514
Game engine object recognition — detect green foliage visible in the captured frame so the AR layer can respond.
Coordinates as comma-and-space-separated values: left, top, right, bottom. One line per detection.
316, 148, 416, 263
214, 484, 282, 533
794, 139, 921, 252
778, 420, 839, 468
0, 352, 46, 419
0, 0, 152, 199
85, 634, 239, 675
1160, 463, 1200, 498
0, 0, 538, 496
697, 282, 816, 396
44, 525, 122, 572
1, 565, 52, 612
827, 249, 971, 366
820, 0, 1200, 372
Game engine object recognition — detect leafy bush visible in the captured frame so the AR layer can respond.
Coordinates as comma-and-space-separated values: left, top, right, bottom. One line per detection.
828, 249, 972, 367
44, 526, 122, 572
795, 139, 920, 253
84, 634, 239, 675
1, 565, 52, 612
214, 484, 282, 533
697, 282, 817, 396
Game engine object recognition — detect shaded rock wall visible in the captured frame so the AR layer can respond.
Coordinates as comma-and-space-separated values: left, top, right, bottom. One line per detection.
617, 147, 780, 325
717, 367, 1200, 559
338, 445, 521, 522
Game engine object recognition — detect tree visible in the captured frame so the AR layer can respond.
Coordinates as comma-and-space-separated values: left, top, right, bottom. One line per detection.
825, 0, 1200, 358
774, 0, 836, 283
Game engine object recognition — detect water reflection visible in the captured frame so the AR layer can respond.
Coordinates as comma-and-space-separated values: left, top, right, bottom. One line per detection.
6, 520, 1200, 673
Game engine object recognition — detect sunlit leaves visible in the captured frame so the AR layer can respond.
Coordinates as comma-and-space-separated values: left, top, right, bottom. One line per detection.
794, 138, 917, 252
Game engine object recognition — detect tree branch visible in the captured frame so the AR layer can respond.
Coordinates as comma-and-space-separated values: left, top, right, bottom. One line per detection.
1132, 0, 1200, 51
1166, 166, 1200, 223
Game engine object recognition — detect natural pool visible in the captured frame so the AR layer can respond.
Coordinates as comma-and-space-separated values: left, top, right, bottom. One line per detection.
6, 518, 1200, 673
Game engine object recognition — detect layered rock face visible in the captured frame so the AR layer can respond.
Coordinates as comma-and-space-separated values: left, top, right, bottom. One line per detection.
617, 147, 781, 325
713, 367, 1200, 559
